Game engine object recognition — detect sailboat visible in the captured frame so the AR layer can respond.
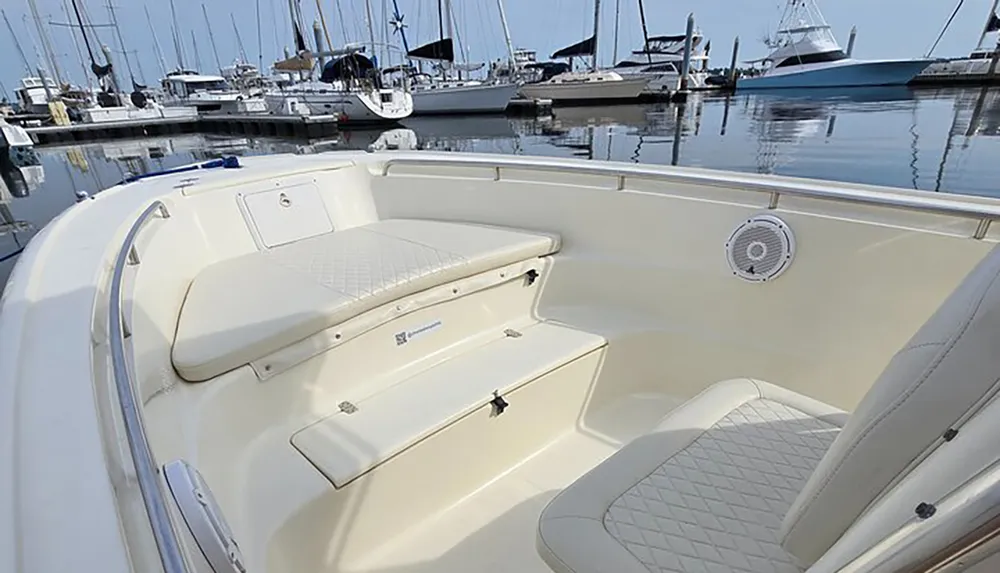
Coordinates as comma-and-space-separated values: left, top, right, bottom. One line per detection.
915, 1, 1000, 85
391, 0, 519, 115
739, 0, 933, 90
263, 0, 412, 124
519, 0, 649, 102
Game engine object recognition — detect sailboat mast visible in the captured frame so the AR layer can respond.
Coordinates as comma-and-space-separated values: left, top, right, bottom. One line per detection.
62, 0, 91, 88
2, 9, 32, 76
437, 0, 444, 41
203, 4, 223, 73
170, 0, 185, 69
144, 5, 168, 78
495, 0, 516, 67
364, 0, 377, 61
591, 0, 602, 71
977, 0, 1000, 50
612, 0, 620, 63
107, 0, 135, 84
637, 0, 652, 63
27, 0, 65, 85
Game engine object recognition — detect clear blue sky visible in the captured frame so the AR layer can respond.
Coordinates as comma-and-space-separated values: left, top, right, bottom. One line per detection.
1, 0, 996, 97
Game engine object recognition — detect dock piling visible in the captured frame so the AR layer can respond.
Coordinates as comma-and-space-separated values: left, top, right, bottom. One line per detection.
727, 37, 740, 88
846, 26, 858, 57
679, 13, 695, 92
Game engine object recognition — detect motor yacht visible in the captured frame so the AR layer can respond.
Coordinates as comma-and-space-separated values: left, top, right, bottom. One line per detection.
739, 0, 933, 90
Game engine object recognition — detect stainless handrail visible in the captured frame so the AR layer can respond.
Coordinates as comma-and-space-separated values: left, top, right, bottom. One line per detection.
108, 200, 188, 573
378, 155, 1000, 226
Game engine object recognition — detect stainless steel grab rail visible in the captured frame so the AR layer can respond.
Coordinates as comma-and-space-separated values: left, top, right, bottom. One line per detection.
378, 155, 1000, 235
108, 200, 188, 573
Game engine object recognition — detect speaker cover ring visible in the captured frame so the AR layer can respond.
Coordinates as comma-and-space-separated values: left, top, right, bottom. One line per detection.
725, 214, 795, 282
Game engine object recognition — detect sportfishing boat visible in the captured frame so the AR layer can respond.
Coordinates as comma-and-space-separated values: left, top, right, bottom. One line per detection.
161, 70, 267, 114
739, 0, 933, 90
5, 150, 1000, 573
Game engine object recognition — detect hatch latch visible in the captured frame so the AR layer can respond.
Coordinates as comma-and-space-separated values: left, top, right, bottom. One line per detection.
490, 391, 509, 416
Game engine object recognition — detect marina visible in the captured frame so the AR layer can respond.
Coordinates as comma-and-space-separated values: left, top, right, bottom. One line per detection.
7, 1, 1000, 573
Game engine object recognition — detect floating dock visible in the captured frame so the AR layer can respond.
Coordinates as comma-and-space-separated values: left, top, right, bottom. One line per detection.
24, 114, 350, 146
24, 99, 559, 146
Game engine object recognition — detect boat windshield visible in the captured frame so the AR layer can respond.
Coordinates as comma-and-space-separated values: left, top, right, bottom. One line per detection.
184, 80, 229, 92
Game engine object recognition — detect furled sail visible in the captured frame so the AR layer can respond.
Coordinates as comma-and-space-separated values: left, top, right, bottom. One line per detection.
551, 35, 596, 59
407, 38, 454, 62
989, 12, 1000, 33
273, 52, 315, 71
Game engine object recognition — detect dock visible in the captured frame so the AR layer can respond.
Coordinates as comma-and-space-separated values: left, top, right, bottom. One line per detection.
24, 113, 349, 146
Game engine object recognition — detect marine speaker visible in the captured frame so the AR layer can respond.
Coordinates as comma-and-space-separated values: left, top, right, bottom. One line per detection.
725, 214, 795, 282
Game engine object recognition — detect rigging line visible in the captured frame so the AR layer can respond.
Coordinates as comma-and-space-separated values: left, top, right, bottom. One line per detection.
2, 9, 32, 75
334, 0, 349, 48
107, 0, 135, 83
926, 0, 966, 57
61, 0, 91, 86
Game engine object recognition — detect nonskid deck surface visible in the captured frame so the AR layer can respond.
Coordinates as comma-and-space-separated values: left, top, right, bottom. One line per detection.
347, 393, 684, 573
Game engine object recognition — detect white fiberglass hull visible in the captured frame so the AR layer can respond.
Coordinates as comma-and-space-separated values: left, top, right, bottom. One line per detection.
79, 105, 198, 124
519, 77, 649, 102
265, 83, 413, 125
410, 83, 519, 114
8, 151, 1000, 573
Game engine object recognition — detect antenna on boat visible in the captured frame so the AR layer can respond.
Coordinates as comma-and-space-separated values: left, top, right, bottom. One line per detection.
203, 4, 223, 74
637, 0, 653, 64
232, 14, 250, 65
169, 0, 186, 70
143, 6, 168, 78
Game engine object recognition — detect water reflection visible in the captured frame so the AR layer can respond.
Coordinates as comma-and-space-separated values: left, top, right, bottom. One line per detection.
3, 86, 1000, 285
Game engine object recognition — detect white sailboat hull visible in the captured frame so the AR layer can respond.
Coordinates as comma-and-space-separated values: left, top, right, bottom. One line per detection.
410, 83, 519, 114
519, 77, 649, 102
265, 83, 413, 125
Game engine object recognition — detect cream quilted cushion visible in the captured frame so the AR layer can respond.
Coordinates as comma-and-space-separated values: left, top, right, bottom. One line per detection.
537, 379, 846, 573
779, 244, 1000, 565
172, 219, 559, 381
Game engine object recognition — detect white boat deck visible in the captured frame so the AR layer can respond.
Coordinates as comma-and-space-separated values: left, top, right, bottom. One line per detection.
353, 393, 684, 573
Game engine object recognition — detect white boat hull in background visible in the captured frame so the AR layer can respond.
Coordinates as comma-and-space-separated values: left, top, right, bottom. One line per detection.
519, 74, 649, 103
265, 83, 413, 125
79, 105, 198, 124
410, 83, 519, 114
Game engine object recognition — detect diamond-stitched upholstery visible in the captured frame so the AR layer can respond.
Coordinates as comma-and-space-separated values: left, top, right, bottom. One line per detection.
537, 379, 847, 573
603, 400, 838, 573
172, 219, 559, 381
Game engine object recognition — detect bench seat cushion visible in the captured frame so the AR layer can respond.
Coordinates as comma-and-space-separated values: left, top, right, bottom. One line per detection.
172, 219, 559, 381
537, 379, 846, 573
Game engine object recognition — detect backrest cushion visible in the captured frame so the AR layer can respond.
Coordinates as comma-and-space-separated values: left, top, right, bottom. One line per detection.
779, 244, 1000, 565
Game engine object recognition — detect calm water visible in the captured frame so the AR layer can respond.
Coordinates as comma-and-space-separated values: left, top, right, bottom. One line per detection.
3, 86, 1000, 284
